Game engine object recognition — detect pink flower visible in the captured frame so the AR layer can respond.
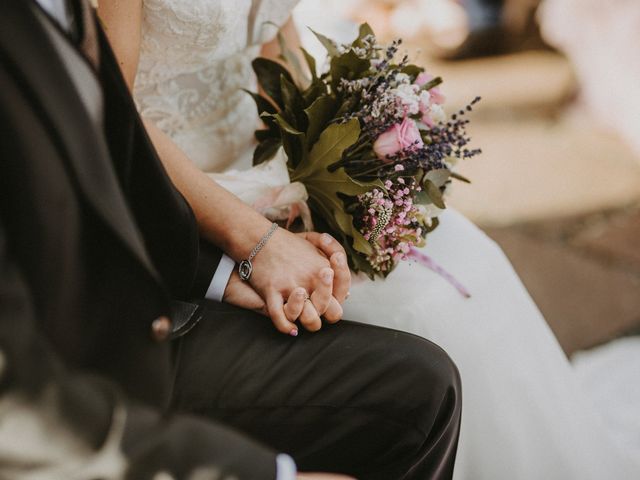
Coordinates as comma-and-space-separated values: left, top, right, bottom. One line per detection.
373, 118, 424, 160
415, 72, 445, 105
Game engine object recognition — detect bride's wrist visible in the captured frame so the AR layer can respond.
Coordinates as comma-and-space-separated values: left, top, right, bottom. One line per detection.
215, 213, 274, 262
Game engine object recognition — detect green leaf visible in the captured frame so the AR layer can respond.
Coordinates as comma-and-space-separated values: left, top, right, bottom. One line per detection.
302, 81, 327, 106
353, 23, 375, 48
243, 89, 277, 115
304, 95, 338, 146
292, 119, 380, 256
451, 171, 472, 184
253, 138, 282, 166
273, 114, 307, 168
419, 76, 443, 91
309, 28, 339, 57
255, 128, 277, 142
277, 31, 309, 88
424, 216, 440, 233
401, 64, 424, 78
330, 50, 370, 90
300, 47, 318, 82
424, 179, 447, 209
252, 58, 294, 109
292, 118, 359, 180
425, 168, 451, 188
414, 189, 431, 206
281, 75, 308, 131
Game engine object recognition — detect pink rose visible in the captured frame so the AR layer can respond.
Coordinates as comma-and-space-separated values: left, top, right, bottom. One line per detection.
373, 118, 424, 160
415, 72, 445, 105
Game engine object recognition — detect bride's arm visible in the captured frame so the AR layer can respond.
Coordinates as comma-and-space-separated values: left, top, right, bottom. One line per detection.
98, 1, 350, 332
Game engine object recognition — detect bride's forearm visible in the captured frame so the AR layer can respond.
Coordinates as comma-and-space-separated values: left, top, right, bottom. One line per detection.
142, 119, 272, 260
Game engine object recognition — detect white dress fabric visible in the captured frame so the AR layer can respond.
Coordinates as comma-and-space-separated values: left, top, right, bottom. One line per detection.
134, 1, 640, 478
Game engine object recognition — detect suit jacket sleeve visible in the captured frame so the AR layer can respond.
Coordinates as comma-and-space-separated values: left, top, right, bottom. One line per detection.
98, 25, 225, 301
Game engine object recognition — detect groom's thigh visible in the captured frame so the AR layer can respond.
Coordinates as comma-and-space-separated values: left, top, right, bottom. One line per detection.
171, 301, 460, 479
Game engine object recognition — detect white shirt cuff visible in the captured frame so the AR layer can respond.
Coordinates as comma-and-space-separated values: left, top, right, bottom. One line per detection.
276, 454, 297, 480
204, 254, 235, 302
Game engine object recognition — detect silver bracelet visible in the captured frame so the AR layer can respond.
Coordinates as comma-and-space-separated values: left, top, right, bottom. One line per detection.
238, 222, 279, 281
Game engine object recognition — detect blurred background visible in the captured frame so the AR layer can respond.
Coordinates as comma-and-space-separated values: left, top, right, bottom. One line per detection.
294, 0, 640, 357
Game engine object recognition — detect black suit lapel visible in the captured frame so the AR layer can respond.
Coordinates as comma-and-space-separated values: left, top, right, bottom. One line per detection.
0, 1, 160, 282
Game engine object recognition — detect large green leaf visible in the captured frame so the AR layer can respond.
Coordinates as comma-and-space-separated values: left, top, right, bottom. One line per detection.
302, 81, 327, 107
281, 75, 308, 132
330, 50, 370, 90
353, 23, 375, 48
304, 95, 338, 146
292, 118, 359, 180
243, 89, 277, 116
252, 58, 294, 109
309, 28, 339, 57
401, 64, 424, 78
292, 119, 380, 255
277, 31, 308, 88
300, 47, 318, 82
272, 113, 307, 168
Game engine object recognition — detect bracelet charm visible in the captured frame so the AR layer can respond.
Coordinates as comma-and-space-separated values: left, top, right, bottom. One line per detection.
238, 222, 278, 281
238, 260, 253, 281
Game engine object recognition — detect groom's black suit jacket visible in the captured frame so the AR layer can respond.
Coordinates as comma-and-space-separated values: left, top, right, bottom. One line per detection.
0, 1, 278, 477
0, 0, 219, 405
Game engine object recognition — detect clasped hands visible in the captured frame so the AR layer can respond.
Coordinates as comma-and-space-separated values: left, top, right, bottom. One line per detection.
223, 229, 351, 336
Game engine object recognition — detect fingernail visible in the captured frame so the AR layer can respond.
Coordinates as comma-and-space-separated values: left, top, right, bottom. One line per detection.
321, 233, 332, 246
333, 253, 345, 266
289, 328, 299, 337
296, 289, 307, 299
322, 271, 333, 285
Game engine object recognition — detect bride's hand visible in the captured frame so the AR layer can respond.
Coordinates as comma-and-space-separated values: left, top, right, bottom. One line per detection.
249, 227, 345, 335
296, 232, 351, 304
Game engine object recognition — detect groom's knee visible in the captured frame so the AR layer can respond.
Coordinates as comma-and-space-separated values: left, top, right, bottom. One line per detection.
391, 333, 462, 433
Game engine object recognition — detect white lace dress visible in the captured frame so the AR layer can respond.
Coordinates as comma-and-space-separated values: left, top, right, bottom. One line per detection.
134, 1, 640, 478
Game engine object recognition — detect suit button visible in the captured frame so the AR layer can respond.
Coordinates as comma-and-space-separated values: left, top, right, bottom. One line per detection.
151, 316, 172, 342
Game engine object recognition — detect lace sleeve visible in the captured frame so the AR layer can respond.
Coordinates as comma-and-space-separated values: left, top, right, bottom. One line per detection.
248, 0, 301, 46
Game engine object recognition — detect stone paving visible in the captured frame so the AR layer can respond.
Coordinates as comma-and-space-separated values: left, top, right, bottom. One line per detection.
486, 205, 640, 356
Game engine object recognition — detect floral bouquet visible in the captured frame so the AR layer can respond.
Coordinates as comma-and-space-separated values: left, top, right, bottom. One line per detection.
249, 23, 480, 281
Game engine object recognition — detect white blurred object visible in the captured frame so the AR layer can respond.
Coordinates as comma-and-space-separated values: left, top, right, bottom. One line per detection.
573, 336, 640, 454
390, 0, 468, 49
210, 149, 313, 230
294, 0, 468, 54
539, 0, 640, 158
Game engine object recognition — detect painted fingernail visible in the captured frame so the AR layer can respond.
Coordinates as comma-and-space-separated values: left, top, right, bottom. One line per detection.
321, 233, 333, 246
289, 328, 299, 337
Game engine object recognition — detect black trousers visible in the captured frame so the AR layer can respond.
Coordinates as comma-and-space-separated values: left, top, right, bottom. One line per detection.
170, 301, 462, 480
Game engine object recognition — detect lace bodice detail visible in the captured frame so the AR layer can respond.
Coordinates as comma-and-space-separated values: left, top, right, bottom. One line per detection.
134, 0, 299, 172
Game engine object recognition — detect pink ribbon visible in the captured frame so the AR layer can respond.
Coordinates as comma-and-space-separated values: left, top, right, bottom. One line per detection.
408, 247, 471, 298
